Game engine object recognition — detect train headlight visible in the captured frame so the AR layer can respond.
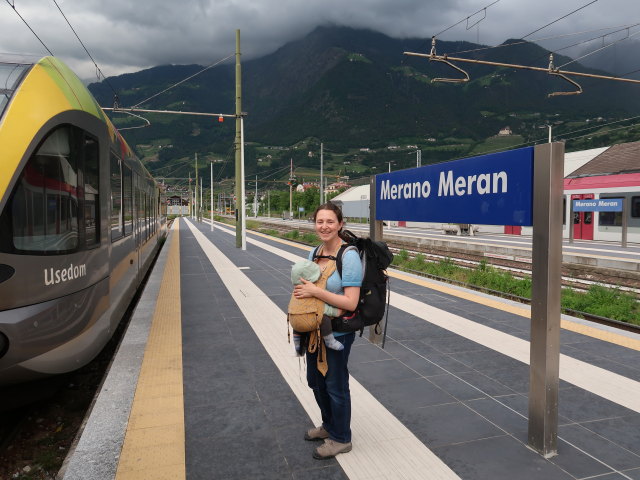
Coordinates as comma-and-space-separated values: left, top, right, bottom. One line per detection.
0, 333, 8, 359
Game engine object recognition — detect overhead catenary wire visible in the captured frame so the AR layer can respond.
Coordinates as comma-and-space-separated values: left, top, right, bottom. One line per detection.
433, 0, 500, 38
561, 121, 640, 144
556, 114, 640, 139
618, 67, 640, 78
527, 24, 640, 71
114, 110, 151, 131
51, 0, 118, 97
520, 0, 599, 39
131, 53, 234, 108
551, 24, 640, 56
454, 24, 640, 55
452, 116, 640, 161
5, 0, 53, 56
557, 28, 640, 69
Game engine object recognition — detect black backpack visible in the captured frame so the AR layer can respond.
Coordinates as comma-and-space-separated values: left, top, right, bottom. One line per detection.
313, 230, 394, 344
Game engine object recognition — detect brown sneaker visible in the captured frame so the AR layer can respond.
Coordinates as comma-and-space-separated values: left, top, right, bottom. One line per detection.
313, 438, 352, 459
304, 425, 329, 441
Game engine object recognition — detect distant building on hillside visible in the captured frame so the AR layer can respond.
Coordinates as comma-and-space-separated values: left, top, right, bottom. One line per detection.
325, 181, 350, 195
498, 126, 512, 136
296, 182, 319, 192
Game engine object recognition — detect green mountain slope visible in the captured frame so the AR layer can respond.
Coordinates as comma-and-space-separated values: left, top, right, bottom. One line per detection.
89, 26, 640, 183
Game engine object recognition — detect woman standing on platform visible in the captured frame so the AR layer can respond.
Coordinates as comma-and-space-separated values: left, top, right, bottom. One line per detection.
293, 202, 362, 460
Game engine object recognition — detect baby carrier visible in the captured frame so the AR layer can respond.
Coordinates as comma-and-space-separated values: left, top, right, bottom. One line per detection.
287, 247, 336, 375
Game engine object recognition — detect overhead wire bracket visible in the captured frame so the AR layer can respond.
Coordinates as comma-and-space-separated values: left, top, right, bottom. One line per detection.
547, 54, 582, 97
428, 37, 470, 83
466, 7, 487, 30
404, 47, 640, 95
109, 110, 151, 131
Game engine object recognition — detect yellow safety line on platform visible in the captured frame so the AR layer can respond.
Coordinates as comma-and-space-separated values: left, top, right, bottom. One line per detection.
249, 228, 640, 352
115, 222, 185, 480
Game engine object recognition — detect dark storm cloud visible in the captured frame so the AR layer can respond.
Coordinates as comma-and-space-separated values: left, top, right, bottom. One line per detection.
0, 0, 637, 79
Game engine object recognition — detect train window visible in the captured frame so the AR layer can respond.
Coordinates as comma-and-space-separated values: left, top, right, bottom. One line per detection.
123, 165, 133, 236
143, 189, 146, 239
0, 126, 80, 254
632, 197, 640, 218
145, 192, 150, 239
0, 62, 30, 119
599, 197, 623, 226
82, 135, 100, 248
110, 153, 123, 241
135, 177, 144, 239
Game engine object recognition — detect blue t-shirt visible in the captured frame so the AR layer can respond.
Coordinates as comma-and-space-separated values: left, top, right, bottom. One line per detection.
308, 246, 363, 294
308, 246, 363, 337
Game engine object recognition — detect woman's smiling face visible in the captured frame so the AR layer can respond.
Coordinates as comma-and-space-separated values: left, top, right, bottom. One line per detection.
315, 208, 343, 243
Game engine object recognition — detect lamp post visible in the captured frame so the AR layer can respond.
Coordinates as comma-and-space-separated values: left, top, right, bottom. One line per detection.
210, 160, 214, 231
254, 174, 258, 217
407, 149, 421, 167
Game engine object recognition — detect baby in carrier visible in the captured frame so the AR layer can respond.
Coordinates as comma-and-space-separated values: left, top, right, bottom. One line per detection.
288, 259, 344, 353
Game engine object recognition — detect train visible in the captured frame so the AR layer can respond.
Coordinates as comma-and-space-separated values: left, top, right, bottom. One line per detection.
499, 167, 640, 241
563, 173, 640, 242
0, 55, 166, 385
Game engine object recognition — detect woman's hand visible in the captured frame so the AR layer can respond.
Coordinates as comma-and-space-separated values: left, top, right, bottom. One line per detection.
293, 277, 319, 299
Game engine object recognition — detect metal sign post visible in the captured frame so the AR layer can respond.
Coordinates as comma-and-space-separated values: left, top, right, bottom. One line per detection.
373, 142, 567, 457
210, 161, 214, 232
622, 198, 628, 248
369, 175, 384, 346
528, 142, 564, 457
369, 176, 382, 242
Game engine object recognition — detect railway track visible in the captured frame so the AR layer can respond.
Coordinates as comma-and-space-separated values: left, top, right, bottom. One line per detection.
249, 220, 640, 334
386, 246, 640, 295
256, 221, 640, 290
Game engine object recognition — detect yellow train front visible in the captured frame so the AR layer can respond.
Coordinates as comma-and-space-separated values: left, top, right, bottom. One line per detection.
0, 55, 165, 385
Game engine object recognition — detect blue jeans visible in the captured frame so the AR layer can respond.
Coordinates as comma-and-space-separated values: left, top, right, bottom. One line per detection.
306, 332, 355, 443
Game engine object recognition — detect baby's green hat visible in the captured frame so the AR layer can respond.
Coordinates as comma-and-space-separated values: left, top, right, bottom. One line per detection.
291, 260, 321, 285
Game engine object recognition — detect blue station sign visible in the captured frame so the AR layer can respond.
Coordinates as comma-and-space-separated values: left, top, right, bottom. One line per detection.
573, 198, 622, 212
375, 147, 534, 225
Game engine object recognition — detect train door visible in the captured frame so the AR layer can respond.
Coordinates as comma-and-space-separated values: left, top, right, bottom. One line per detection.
504, 225, 522, 235
572, 193, 595, 240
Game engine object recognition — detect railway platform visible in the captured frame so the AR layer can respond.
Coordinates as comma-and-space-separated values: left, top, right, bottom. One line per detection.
60, 218, 640, 480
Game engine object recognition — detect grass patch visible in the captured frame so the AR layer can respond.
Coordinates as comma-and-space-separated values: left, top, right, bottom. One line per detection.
562, 285, 640, 325
302, 232, 318, 243
470, 135, 525, 155
393, 250, 640, 324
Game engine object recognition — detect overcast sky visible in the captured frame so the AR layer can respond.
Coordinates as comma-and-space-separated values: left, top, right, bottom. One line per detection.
0, 0, 638, 80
